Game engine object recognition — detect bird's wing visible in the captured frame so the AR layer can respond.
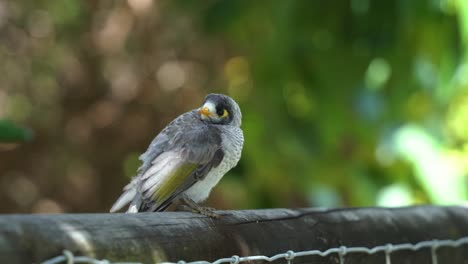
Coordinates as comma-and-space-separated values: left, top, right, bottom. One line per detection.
153, 149, 224, 211
136, 112, 195, 175
139, 124, 224, 211
110, 112, 223, 213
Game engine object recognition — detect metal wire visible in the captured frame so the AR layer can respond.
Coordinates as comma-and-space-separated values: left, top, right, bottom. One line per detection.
41, 250, 140, 264
164, 236, 468, 264
41, 236, 468, 264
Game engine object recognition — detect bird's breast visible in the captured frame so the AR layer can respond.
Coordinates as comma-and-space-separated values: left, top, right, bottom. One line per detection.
183, 127, 244, 202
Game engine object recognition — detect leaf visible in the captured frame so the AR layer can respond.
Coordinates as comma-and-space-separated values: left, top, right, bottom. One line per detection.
0, 120, 33, 143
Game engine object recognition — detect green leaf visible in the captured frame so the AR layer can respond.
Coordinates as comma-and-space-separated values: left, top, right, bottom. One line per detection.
0, 120, 33, 143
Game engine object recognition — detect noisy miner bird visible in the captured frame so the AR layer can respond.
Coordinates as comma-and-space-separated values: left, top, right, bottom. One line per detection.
110, 93, 243, 217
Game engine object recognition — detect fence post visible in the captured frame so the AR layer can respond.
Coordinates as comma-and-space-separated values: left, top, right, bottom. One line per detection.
0, 206, 467, 263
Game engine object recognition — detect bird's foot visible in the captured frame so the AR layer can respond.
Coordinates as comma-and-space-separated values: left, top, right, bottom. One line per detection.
179, 198, 221, 218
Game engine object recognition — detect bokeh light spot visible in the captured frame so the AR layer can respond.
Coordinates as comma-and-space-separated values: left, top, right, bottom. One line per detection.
454, 63, 468, 86
377, 184, 413, 207
309, 185, 342, 207
3, 173, 38, 208
156, 61, 186, 92
128, 0, 153, 15
32, 199, 64, 213
414, 58, 437, 90
0, 1, 8, 28
111, 70, 139, 102
88, 100, 121, 128
375, 141, 396, 167
93, 8, 134, 53
394, 124, 466, 204
365, 58, 391, 90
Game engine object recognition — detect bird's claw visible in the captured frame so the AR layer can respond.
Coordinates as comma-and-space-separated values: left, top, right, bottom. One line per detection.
179, 198, 221, 218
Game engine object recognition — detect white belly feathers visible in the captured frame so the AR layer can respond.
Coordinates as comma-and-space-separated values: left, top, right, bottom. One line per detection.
183, 126, 243, 202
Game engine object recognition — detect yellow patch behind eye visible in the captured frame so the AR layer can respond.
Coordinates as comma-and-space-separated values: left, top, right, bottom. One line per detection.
221, 109, 229, 118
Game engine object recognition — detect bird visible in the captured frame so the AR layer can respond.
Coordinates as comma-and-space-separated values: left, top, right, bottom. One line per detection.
110, 93, 243, 217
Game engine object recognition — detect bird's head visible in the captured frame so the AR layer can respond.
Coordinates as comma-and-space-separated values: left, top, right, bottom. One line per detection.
198, 94, 242, 127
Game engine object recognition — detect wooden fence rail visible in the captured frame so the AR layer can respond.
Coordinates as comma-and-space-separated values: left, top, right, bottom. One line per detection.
1, 206, 468, 264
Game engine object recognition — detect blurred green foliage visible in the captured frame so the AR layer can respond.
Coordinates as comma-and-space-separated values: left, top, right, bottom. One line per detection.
0, 0, 467, 213
0, 120, 32, 142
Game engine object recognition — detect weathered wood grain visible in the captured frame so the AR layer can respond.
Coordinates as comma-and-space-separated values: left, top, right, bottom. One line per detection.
0, 206, 467, 264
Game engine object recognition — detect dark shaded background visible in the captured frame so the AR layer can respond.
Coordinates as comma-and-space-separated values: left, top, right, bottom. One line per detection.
0, 0, 467, 214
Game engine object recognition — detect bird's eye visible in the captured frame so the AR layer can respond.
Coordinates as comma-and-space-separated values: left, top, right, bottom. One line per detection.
216, 107, 224, 116
216, 108, 229, 118
221, 109, 229, 118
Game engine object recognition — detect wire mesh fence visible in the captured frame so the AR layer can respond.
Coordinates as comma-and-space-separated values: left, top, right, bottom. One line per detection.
41, 235, 468, 264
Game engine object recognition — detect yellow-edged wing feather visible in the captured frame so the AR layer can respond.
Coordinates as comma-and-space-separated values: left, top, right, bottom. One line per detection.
152, 162, 198, 206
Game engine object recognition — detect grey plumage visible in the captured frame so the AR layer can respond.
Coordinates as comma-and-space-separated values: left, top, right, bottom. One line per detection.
110, 94, 243, 213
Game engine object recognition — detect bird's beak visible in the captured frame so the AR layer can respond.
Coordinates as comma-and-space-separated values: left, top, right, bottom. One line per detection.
198, 106, 213, 117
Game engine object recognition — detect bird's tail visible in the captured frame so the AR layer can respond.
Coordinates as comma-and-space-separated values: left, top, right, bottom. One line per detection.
110, 179, 140, 213
126, 193, 142, 213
